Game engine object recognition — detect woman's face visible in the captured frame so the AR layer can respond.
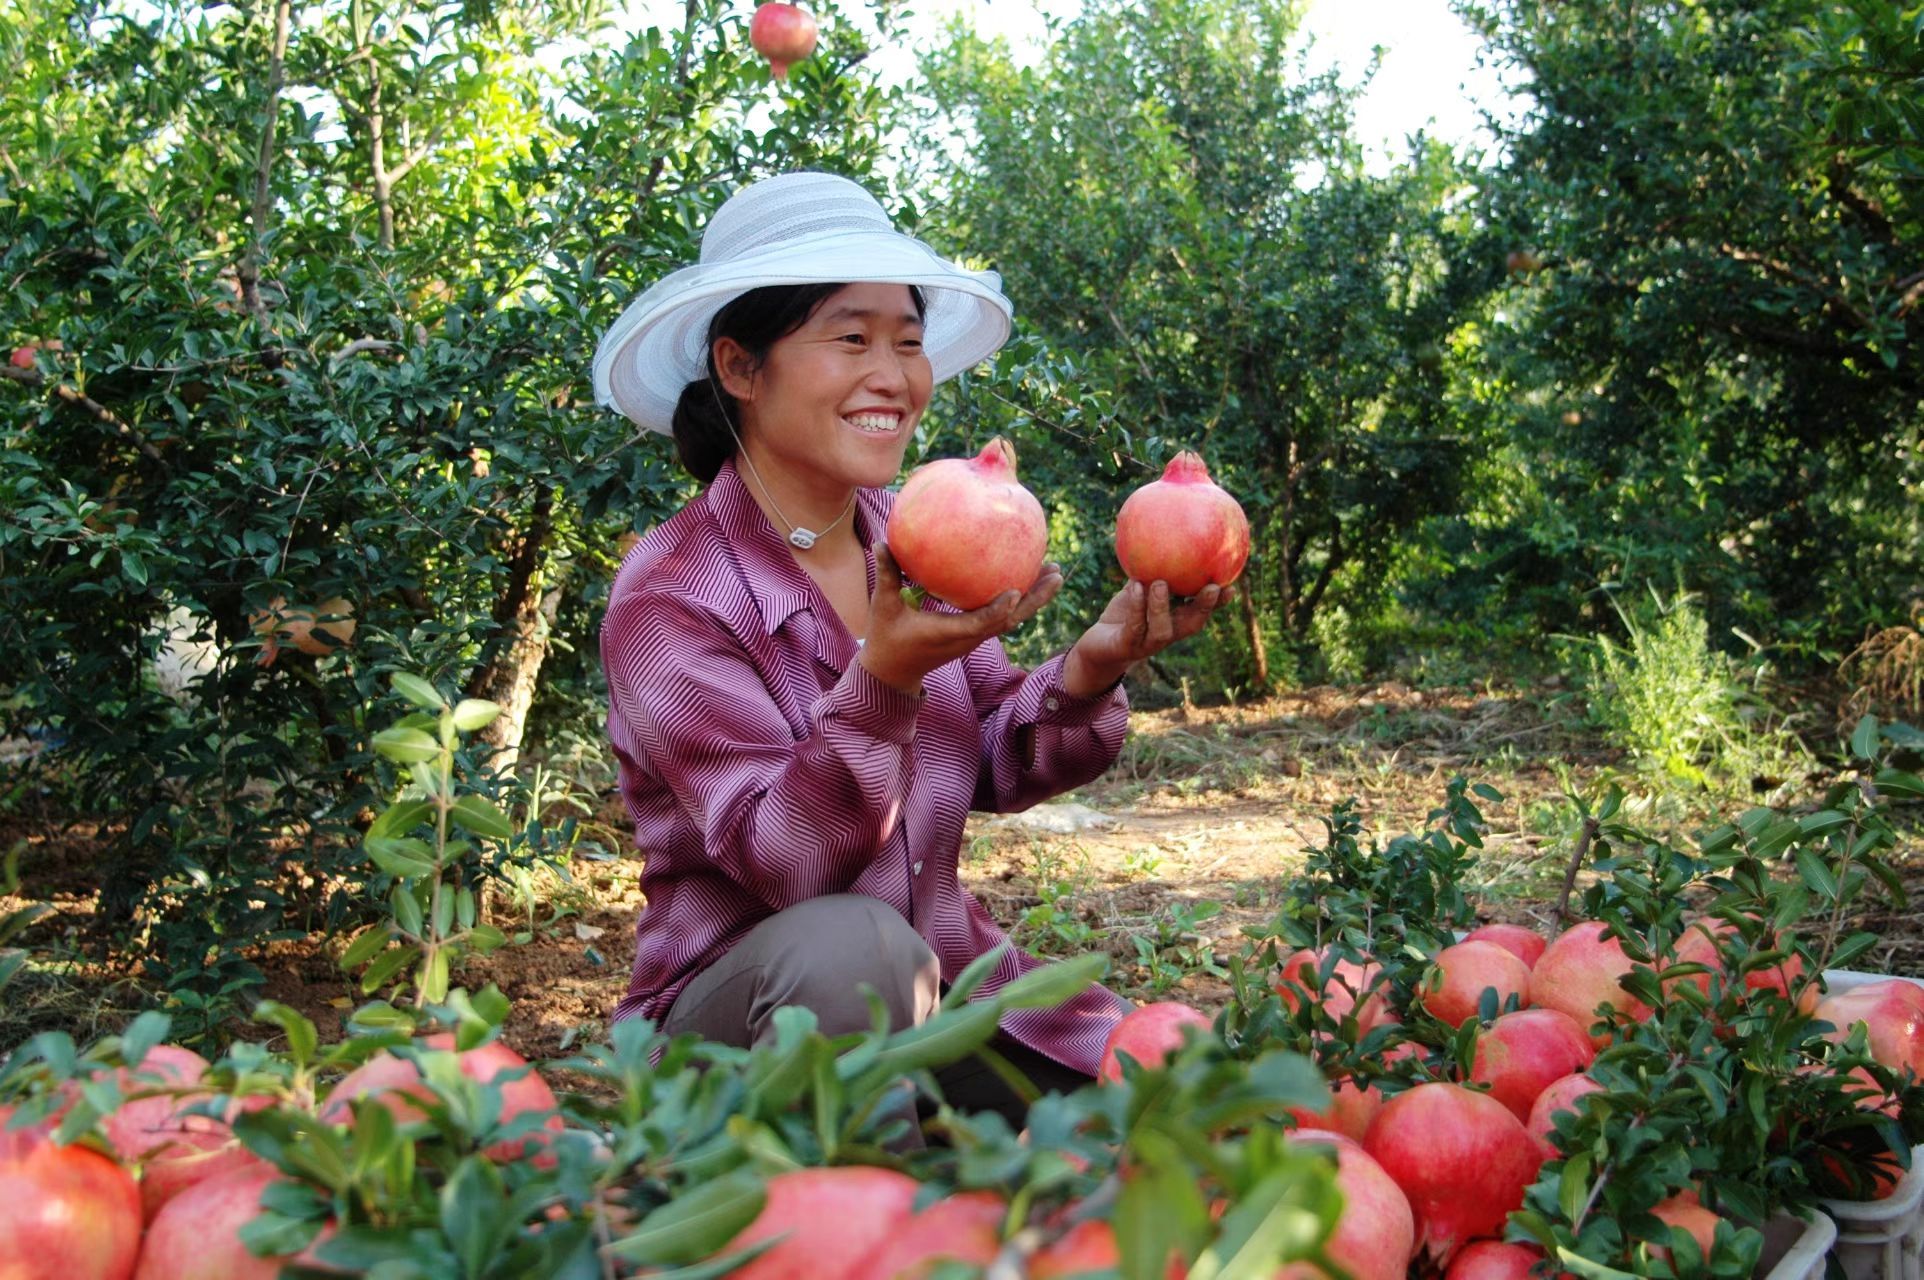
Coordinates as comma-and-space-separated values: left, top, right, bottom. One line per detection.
722, 282, 933, 495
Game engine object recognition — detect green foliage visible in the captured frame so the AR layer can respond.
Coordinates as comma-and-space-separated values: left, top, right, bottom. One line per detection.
0, 0, 910, 1026
1449, 0, 1924, 659
0, 949, 1352, 1278
1515, 722, 1923, 1269
1576, 588, 1809, 792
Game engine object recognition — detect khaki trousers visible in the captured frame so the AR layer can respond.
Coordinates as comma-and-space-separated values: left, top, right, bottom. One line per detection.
661, 893, 1092, 1132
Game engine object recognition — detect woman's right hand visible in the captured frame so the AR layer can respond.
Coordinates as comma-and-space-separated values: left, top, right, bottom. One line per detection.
858, 544, 1061, 694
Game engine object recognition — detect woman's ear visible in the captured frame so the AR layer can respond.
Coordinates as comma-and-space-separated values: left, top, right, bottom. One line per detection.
713, 338, 757, 402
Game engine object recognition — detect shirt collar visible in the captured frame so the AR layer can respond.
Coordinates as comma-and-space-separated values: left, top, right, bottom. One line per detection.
707, 458, 887, 637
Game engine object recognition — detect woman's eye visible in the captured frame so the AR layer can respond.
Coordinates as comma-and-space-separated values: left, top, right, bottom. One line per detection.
838, 333, 867, 345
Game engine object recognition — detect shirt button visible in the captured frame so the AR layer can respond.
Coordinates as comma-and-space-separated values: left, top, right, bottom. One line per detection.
1045, 696, 1060, 711
912, 861, 924, 876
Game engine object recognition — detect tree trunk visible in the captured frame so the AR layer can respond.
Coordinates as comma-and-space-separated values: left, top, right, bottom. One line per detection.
1239, 574, 1269, 689
463, 489, 557, 776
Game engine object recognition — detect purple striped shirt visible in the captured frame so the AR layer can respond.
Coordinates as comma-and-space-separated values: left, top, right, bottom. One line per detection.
602, 459, 1132, 1075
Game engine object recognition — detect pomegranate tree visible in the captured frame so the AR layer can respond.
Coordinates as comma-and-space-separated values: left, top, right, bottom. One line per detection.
887, 436, 1048, 610
1113, 450, 1249, 597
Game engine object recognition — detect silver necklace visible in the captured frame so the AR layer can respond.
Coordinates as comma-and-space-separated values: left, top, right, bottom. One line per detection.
712, 375, 856, 550
737, 446, 857, 549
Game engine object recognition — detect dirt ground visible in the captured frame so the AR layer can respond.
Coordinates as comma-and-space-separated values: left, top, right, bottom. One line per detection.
4, 677, 1919, 1063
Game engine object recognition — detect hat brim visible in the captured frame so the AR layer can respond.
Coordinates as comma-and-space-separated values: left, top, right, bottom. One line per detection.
593, 229, 1014, 434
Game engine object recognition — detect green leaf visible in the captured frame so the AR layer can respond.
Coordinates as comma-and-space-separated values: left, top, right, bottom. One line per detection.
391, 673, 446, 711
450, 699, 502, 732
119, 1010, 173, 1068
606, 1169, 768, 1265
1793, 847, 1841, 902
119, 549, 146, 587
1875, 769, 1924, 799
366, 836, 438, 879
368, 799, 434, 840
1796, 810, 1852, 839
252, 1001, 318, 1065
468, 923, 507, 953
1852, 714, 1882, 762
373, 726, 442, 764
441, 1156, 509, 1275
450, 794, 513, 841
360, 945, 417, 995
393, 883, 425, 939
1116, 1132, 1212, 1279
340, 927, 391, 971
868, 1002, 1003, 1077
992, 952, 1107, 1010
421, 948, 450, 1004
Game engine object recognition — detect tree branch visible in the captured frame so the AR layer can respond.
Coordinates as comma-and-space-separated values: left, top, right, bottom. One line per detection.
239, 0, 295, 324
2, 366, 169, 468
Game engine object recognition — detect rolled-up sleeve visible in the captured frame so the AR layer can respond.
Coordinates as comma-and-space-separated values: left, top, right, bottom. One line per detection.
604, 590, 920, 911
963, 645, 1129, 813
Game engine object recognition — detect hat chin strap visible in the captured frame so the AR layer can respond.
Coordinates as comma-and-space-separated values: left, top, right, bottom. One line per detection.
709, 375, 855, 551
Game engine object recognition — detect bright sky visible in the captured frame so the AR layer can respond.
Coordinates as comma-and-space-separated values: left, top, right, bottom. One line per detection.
862, 0, 1517, 173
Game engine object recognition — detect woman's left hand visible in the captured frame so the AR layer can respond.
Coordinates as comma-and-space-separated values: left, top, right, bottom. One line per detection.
1060, 580, 1230, 698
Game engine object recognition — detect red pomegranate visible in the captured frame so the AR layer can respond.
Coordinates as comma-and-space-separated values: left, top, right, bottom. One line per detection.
1530, 921, 1652, 1047
133, 1163, 332, 1279
887, 436, 1048, 611
1113, 451, 1250, 597
1285, 1075, 1384, 1142
1647, 1192, 1721, 1263
1445, 1240, 1552, 1280
1815, 980, 1924, 1078
1470, 1008, 1597, 1121
847, 1189, 1003, 1280
88, 1045, 275, 1223
1418, 941, 1533, 1028
1463, 923, 1548, 969
1276, 948, 1392, 1033
1276, 1133, 1415, 1280
1029, 1219, 1120, 1279
714, 1166, 921, 1279
748, 3, 817, 79
1362, 1082, 1544, 1265
1525, 1071, 1605, 1158
1669, 919, 1810, 1007
320, 1033, 563, 1163
1098, 1002, 1213, 1082
0, 1124, 142, 1280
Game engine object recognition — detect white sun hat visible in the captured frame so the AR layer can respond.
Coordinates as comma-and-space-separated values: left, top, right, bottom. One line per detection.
592, 171, 1015, 434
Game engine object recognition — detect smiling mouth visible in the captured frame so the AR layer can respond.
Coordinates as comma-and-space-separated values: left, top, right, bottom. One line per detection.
843, 413, 905, 435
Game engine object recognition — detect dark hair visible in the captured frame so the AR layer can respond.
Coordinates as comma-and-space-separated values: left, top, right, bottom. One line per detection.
671, 282, 928, 483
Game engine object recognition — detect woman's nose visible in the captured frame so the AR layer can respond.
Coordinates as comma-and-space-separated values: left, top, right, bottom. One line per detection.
864, 346, 912, 392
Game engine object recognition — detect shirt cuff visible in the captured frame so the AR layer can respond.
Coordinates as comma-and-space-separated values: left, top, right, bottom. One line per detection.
831, 659, 924, 744
1025, 653, 1128, 727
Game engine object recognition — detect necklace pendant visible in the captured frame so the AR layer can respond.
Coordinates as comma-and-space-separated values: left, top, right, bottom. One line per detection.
788, 528, 818, 550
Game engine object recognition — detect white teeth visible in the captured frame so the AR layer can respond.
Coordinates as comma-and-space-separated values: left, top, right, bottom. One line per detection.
845, 414, 900, 434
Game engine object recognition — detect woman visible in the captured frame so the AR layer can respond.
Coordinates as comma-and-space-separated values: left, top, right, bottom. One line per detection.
591, 172, 1227, 1125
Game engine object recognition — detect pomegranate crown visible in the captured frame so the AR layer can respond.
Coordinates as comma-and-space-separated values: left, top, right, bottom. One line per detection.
972, 436, 1018, 476
1161, 450, 1214, 483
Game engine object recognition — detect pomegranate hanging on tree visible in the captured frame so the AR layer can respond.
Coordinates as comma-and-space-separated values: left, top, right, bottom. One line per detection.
1113, 450, 1250, 597
749, 2, 817, 79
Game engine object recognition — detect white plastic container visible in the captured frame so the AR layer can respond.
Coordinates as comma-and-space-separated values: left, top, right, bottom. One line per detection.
1760, 1209, 1839, 1280
1819, 1147, 1924, 1280
1815, 970, 1924, 1280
